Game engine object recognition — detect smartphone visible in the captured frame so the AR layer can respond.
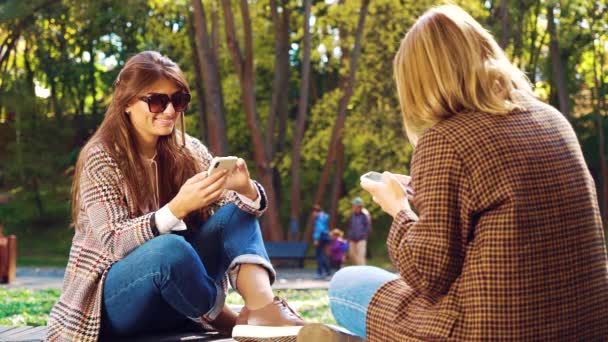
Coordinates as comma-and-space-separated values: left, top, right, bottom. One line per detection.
207, 156, 238, 177
361, 171, 383, 182
361, 171, 414, 196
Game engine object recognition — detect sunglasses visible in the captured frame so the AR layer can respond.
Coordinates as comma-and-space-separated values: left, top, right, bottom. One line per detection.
138, 92, 191, 113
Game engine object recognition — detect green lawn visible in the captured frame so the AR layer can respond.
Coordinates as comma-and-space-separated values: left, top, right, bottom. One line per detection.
0, 288, 335, 327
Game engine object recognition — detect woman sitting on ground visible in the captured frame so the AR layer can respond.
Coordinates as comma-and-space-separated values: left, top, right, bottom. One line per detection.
300, 4, 608, 341
47, 51, 304, 342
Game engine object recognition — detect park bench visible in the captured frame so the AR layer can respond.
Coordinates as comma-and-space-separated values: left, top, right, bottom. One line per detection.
264, 241, 313, 268
0, 326, 235, 341
0, 225, 17, 284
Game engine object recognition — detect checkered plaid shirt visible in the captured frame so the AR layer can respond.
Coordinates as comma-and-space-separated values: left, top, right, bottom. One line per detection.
367, 97, 608, 341
46, 134, 267, 341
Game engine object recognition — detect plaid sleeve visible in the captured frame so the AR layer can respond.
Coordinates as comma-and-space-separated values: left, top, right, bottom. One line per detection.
187, 135, 268, 216
82, 146, 158, 261
387, 128, 472, 297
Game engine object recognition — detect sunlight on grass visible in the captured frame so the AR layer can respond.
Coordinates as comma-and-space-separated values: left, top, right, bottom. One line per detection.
0, 288, 335, 327
0, 288, 61, 326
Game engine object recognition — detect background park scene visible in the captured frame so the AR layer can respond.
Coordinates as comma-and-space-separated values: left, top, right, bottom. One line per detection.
0, 0, 607, 333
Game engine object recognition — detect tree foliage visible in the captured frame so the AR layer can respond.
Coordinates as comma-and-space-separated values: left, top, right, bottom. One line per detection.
0, 0, 606, 246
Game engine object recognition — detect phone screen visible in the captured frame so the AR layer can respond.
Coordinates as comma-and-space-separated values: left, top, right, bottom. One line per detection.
363, 171, 383, 182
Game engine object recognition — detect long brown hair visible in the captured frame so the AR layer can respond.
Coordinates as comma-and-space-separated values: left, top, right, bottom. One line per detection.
71, 51, 201, 228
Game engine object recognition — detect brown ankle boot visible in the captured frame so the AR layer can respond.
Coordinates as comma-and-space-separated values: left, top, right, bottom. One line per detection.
201, 305, 238, 336
232, 297, 306, 342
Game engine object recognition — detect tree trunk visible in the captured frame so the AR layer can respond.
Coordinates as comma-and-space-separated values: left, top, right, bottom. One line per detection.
266, 0, 290, 157
88, 43, 99, 124
304, 0, 370, 242
31, 177, 44, 218
498, 0, 510, 49
329, 140, 345, 229
547, 5, 570, 117
591, 14, 608, 222
191, 0, 229, 155
187, 11, 208, 143
221, 0, 284, 241
289, 0, 313, 241
511, 0, 524, 65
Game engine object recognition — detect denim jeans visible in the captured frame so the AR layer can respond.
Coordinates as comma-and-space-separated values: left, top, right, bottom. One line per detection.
329, 266, 398, 338
100, 204, 274, 337
315, 240, 330, 276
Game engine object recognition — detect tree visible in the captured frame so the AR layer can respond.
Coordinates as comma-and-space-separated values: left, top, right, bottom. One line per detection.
289, 0, 313, 240
191, 0, 229, 156
547, 4, 570, 117
221, 0, 283, 241
304, 0, 370, 242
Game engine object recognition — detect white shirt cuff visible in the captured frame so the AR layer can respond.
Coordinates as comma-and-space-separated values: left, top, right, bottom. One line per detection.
155, 204, 187, 234
236, 181, 262, 209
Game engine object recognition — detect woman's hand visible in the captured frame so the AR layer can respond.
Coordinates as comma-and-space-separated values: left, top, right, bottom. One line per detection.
360, 171, 411, 217
168, 170, 229, 219
224, 158, 258, 200
391, 173, 414, 202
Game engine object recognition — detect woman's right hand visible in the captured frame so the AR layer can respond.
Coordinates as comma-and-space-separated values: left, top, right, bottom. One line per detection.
168, 170, 229, 219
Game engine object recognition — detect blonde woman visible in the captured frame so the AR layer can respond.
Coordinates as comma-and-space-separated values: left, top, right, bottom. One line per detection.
47, 51, 304, 342
299, 5, 608, 341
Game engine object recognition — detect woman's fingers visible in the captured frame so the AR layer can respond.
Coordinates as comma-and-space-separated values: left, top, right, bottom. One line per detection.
200, 173, 227, 194
236, 158, 245, 170
186, 171, 208, 184
208, 186, 225, 202
198, 169, 228, 188
360, 178, 383, 194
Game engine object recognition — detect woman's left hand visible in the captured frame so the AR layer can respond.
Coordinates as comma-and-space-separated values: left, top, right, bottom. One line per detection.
224, 158, 258, 200
360, 171, 411, 217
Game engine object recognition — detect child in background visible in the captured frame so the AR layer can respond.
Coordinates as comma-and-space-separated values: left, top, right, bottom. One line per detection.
328, 229, 348, 271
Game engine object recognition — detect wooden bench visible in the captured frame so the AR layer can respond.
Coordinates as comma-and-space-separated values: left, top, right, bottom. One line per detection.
0, 326, 235, 341
264, 242, 313, 268
0, 225, 17, 284
0, 305, 244, 341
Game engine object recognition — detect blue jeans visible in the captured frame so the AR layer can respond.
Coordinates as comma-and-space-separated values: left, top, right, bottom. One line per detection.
315, 240, 330, 276
100, 204, 274, 337
329, 266, 398, 338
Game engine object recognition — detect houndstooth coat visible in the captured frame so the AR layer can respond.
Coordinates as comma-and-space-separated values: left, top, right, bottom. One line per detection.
366, 96, 608, 341
46, 134, 267, 341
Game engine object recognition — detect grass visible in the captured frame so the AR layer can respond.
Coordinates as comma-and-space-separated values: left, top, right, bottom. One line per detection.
0, 288, 334, 327
0, 288, 61, 326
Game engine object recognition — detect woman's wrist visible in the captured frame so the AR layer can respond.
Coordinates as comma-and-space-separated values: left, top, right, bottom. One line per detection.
168, 199, 188, 220
241, 181, 258, 200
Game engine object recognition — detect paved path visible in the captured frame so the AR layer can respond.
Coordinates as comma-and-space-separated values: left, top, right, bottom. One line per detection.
1, 267, 332, 290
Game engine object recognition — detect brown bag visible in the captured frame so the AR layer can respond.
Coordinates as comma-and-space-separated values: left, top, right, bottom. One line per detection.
0, 225, 16, 284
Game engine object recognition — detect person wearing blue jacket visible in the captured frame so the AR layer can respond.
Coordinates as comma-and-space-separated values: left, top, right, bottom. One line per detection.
312, 205, 331, 279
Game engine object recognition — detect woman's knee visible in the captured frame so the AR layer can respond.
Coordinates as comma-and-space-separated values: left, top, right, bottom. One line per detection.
152, 235, 200, 271
330, 266, 379, 292
215, 203, 258, 232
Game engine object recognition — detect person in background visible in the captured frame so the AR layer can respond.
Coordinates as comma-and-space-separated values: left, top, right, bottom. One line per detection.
328, 229, 347, 271
312, 205, 331, 279
346, 197, 370, 265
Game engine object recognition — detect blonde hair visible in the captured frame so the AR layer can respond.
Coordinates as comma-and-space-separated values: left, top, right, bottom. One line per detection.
330, 228, 344, 238
393, 5, 533, 145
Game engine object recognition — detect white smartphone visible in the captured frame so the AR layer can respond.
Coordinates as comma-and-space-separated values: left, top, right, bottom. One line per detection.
361, 171, 384, 182
207, 156, 238, 177
361, 171, 414, 196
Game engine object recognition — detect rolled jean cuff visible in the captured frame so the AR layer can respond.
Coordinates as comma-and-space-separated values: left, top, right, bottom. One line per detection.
228, 254, 276, 294
199, 281, 226, 322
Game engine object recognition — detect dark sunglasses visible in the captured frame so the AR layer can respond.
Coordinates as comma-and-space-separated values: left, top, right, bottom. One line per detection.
138, 92, 191, 113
